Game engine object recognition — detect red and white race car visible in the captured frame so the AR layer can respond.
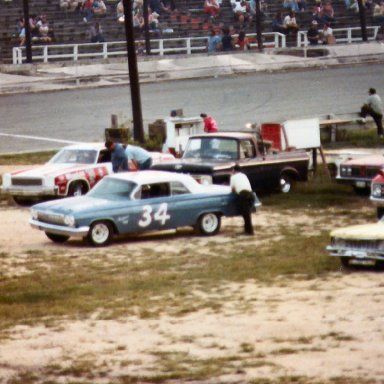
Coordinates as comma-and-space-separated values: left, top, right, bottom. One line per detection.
1, 143, 175, 205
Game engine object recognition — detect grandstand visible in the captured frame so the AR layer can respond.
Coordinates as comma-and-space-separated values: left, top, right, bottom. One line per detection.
0, 0, 379, 63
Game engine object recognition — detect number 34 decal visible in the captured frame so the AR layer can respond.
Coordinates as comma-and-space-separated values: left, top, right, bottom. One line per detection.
138, 203, 171, 227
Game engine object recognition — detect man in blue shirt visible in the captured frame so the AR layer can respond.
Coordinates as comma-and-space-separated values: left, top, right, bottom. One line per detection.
126, 144, 153, 170
105, 140, 129, 172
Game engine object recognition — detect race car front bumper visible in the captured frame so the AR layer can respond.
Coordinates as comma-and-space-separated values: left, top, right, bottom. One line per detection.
30, 219, 90, 238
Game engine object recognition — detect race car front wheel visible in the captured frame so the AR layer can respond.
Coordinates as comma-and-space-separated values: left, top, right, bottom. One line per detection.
196, 212, 221, 236
45, 232, 69, 243
87, 221, 113, 246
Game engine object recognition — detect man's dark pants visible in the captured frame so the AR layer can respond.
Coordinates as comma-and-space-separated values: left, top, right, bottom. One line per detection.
360, 105, 384, 136
238, 190, 254, 235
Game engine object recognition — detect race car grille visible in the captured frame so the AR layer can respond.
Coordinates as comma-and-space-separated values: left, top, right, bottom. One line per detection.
350, 167, 380, 179
12, 177, 43, 186
334, 239, 381, 251
37, 212, 65, 225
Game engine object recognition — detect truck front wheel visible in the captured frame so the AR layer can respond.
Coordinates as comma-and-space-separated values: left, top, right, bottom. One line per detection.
279, 173, 292, 193
377, 207, 384, 219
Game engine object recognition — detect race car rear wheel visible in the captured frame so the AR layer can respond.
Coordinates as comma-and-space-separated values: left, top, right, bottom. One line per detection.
196, 213, 221, 236
377, 207, 384, 220
45, 232, 69, 243
87, 221, 113, 246
68, 181, 88, 197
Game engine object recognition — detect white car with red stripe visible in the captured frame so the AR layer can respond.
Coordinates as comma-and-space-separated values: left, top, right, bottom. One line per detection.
1, 143, 175, 205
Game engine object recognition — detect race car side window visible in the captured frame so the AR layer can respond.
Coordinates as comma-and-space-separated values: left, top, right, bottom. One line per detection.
140, 183, 170, 199
171, 181, 190, 195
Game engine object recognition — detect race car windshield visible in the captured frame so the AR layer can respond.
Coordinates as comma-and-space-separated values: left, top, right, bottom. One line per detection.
49, 149, 98, 164
88, 178, 137, 199
183, 138, 238, 160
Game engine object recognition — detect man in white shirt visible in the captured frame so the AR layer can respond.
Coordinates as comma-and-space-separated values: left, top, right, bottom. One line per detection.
360, 88, 383, 138
230, 164, 254, 235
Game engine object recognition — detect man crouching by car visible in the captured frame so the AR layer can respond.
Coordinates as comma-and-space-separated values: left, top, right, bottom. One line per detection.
230, 163, 255, 235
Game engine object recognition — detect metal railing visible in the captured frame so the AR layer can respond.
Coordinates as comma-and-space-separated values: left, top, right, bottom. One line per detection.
12, 32, 286, 64
12, 25, 380, 64
297, 25, 381, 47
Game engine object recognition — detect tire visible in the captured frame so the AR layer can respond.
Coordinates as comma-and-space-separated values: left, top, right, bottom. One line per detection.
87, 221, 113, 246
377, 207, 384, 220
68, 181, 88, 197
196, 213, 221, 236
340, 257, 351, 268
45, 232, 69, 243
279, 173, 292, 194
352, 186, 370, 196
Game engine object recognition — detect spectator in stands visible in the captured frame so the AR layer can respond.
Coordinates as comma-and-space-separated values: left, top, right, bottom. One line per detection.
360, 88, 383, 138
60, 0, 80, 12
283, 0, 299, 12
148, 9, 161, 33
204, 0, 221, 19
200, 113, 219, 132
116, 0, 125, 22
297, 0, 307, 11
90, 21, 105, 42
221, 26, 234, 50
149, 0, 162, 14
321, 22, 335, 44
34, 14, 52, 43
283, 10, 299, 35
236, 30, 251, 50
271, 11, 286, 33
160, 0, 177, 14
93, 0, 107, 17
231, 0, 253, 26
307, 20, 320, 44
81, 0, 95, 23
133, 9, 145, 32
319, 1, 335, 25
373, 1, 384, 24
376, 25, 384, 40
16, 18, 26, 46
207, 28, 222, 53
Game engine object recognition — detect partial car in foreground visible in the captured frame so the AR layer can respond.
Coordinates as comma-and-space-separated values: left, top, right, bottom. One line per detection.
30, 171, 261, 246
327, 221, 384, 267
337, 153, 384, 194
1, 143, 175, 205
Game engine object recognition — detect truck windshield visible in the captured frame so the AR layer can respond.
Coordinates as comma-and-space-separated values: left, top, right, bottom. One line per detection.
88, 178, 137, 200
183, 138, 238, 160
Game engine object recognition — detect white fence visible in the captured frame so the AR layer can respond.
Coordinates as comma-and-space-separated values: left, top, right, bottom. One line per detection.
12, 26, 380, 64
297, 25, 380, 47
13, 32, 286, 64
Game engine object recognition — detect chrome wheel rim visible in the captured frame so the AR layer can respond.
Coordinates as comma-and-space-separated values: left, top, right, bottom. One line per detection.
201, 214, 218, 233
91, 223, 110, 244
280, 178, 291, 193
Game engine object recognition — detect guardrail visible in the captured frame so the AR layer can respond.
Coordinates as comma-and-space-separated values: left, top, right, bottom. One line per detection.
297, 26, 381, 47
12, 32, 286, 64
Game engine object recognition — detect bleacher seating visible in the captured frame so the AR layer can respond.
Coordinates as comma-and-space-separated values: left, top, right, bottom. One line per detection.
0, 0, 379, 63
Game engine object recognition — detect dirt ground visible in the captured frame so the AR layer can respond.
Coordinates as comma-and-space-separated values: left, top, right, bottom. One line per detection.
0, 166, 384, 383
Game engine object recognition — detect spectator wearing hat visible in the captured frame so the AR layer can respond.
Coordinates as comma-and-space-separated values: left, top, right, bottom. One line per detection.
307, 20, 319, 44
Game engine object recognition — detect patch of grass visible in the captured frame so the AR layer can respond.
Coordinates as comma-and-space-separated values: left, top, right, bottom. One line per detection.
0, 151, 55, 165
323, 127, 381, 149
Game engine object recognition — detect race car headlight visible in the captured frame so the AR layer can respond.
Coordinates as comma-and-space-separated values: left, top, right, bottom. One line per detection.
30, 208, 38, 220
372, 183, 382, 197
64, 215, 75, 227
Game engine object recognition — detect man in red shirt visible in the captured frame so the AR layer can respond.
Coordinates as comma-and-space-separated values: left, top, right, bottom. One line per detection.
200, 113, 219, 133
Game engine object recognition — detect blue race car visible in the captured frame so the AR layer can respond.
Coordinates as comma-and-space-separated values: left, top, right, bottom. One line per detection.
30, 170, 261, 246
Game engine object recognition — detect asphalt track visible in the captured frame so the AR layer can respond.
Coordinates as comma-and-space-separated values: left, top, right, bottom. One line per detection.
0, 63, 383, 154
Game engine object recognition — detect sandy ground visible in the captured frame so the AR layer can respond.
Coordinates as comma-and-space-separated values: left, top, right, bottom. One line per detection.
1, 164, 384, 383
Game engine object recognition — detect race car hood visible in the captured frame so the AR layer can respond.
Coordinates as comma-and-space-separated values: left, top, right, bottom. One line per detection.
330, 222, 384, 240
9, 163, 102, 179
32, 195, 124, 215
342, 154, 384, 166
151, 159, 232, 173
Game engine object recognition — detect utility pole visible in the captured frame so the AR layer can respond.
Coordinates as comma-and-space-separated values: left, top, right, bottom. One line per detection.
357, 0, 368, 41
255, 0, 263, 52
123, 0, 145, 143
22, 0, 32, 63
